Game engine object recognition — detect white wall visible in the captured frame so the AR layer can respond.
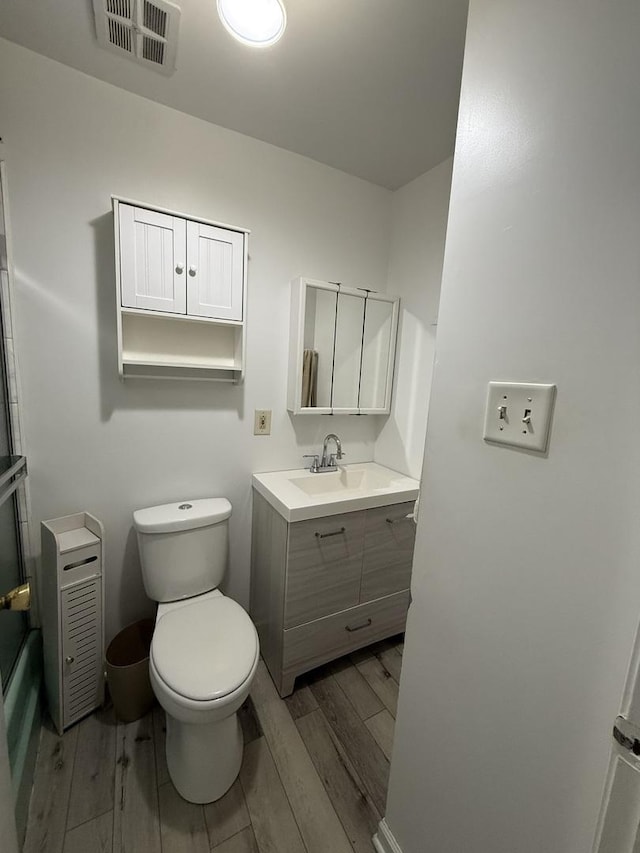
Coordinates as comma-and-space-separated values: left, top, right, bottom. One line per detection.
374, 158, 452, 479
0, 39, 392, 639
385, 1, 640, 851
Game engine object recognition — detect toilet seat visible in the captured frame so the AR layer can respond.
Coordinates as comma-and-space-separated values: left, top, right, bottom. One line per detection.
151, 595, 258, 702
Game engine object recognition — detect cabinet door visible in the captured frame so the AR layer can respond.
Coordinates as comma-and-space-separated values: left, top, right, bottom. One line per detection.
360, 502, 415, 603
285, 511, 365, 628
331, 290, 365, 413
62, 576, 103, 727
186, 221, 244, 320
296, 281, 338, 412
359, 295, 398, 413
119, 204, 186, 314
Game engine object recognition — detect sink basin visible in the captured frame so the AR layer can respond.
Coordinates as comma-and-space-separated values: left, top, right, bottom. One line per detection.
289, 466, 396, 497
252, 462, 420, 522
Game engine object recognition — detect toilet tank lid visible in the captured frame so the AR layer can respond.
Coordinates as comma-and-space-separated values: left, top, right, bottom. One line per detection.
133, 498, 232, 534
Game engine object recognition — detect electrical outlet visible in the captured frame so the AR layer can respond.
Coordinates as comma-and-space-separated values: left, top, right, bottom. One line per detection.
254, 410, 272, 435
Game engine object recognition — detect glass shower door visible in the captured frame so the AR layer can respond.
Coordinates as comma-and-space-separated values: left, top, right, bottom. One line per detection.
0, 175, 28, 689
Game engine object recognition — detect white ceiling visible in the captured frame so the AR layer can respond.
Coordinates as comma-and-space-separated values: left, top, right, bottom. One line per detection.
0, 0, 468, 189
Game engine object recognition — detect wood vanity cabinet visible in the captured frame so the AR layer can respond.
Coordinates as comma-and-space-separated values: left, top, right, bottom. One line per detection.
250, 492, 415, 696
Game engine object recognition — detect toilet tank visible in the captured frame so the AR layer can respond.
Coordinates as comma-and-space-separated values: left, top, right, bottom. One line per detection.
133, 498, 232, 603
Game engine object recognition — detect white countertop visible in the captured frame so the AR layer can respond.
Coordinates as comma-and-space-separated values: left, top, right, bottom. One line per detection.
252, 462, 420, 522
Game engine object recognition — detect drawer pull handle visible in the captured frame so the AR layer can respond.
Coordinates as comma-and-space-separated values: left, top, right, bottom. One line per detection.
345, 618, 372, 633
315, 527, 346, 539
386, 515, 413, 525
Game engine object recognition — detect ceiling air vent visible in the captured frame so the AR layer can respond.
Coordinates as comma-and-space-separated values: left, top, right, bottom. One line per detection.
92, 0, 180, 75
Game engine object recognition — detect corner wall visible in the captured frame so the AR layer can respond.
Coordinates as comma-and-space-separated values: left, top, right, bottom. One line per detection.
375, 158, 452, 479
0, 39, 391, 639
384, 1, 640, 851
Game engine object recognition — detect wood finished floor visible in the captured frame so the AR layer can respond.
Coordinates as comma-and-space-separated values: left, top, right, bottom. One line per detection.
23, 635, 403, 853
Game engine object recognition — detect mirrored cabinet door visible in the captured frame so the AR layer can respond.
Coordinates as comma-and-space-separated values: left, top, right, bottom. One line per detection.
287, 277, 399, 416
332, 290, 365, 413
288, 279, 338, 414
302, 285, 336, 409
359, 294, 397, 413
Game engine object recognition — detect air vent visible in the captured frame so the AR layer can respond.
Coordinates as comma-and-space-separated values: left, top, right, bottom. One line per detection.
143, 0, 167, 36
108, 18, 132, 53
92, 0, 180, 75
106, 0, 132, 16
143, 35, 165, 65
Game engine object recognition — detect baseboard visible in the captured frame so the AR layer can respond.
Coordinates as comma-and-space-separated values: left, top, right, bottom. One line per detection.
373, 819, 404, 853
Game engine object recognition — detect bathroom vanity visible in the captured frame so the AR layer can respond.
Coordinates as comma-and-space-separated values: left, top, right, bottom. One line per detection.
250, 463, 419, 696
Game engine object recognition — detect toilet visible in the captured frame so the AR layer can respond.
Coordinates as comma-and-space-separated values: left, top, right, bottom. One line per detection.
133, 498, 259, 804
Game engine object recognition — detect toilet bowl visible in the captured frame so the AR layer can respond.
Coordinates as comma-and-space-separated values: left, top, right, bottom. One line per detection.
150, 590, 259, 803
133, 498, 260, 804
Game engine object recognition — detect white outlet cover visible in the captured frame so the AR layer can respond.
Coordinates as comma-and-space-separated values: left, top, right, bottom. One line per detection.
483, 382, 556, 452
254, 409, 272, 435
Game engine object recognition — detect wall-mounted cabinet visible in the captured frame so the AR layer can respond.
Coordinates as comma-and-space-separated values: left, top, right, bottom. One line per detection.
287, 277, 399, 415
113, 198, 248, 381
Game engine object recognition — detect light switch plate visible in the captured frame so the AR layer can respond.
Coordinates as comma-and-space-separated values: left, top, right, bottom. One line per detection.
483, 382, 556, 452
254, 410, 272, 435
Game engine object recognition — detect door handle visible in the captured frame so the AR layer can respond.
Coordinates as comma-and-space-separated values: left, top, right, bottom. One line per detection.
0, 582, 31, 612
613, 715, 640, 756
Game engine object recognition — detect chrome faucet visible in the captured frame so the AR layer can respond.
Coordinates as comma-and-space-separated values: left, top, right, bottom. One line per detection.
303, 434, 345, 473
321, 433, 344, 470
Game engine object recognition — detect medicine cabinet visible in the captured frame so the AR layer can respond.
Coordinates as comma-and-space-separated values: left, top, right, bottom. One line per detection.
287, 277, 399, 415
113, 197, 249, 381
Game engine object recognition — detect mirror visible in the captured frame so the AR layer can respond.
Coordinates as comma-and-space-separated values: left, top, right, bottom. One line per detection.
332, 291, 365, 411
301, 285, 336, 408
288, 277, 398, 415
359, 296, 394, 410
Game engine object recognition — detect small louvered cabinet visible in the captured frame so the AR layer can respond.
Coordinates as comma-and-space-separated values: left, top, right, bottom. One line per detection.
41, 512, 105, 734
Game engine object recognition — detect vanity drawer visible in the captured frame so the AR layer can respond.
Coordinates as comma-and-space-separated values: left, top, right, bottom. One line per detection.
361, 502, 415, 603
285, 510, 365, 628
282, 589, 410, 674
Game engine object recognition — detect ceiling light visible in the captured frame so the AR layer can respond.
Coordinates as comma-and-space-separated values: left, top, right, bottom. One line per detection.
217, 0, 286, 48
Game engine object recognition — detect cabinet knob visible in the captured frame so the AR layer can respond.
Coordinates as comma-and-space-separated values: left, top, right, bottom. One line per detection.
189, 265, 197, 277
175, 263, 184, 274
65, 656, 75, 664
